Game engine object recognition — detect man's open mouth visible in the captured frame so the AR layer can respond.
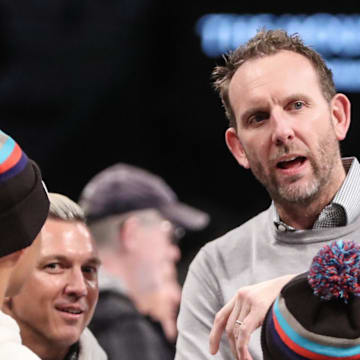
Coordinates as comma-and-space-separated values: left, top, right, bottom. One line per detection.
277, 156, 306, 169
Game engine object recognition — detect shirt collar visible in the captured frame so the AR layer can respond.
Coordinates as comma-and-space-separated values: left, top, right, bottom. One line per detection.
331, 157, 360, 224
64, 342, 79, 360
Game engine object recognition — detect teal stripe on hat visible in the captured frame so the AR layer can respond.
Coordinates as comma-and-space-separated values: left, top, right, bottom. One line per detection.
0, 131, 9, 151
0, 134, 16, 164
274, 296, 360, 357
277, 296, 360, 347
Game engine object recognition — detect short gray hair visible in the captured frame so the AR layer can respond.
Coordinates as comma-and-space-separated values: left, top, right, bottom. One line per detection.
88, 208, 164, 248
48, 192, 86, 222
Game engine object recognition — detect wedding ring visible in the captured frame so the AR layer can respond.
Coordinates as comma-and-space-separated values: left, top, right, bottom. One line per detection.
235, 320, 244, 326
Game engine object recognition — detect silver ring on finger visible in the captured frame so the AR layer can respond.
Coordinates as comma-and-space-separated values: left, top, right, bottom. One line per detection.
235, 320, 245, 326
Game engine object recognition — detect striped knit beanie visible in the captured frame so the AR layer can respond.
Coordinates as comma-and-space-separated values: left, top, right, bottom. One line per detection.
261, 240, 360, 360
0, 130, 49, 257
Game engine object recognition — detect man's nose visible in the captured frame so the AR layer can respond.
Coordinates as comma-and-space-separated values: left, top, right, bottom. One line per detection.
271, 110, 295, 146
65, 269, 88, 298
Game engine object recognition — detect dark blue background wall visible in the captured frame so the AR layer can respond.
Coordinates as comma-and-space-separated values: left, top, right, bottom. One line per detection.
1, 1, 359, 282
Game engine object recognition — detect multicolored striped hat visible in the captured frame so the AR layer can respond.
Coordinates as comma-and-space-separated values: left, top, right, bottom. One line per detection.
0, 130, 49, 257
261, 240, 360, 360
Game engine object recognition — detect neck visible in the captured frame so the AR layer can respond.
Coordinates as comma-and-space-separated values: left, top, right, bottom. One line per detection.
275, 160, 347, 229
21, 334, 69, 360
100, 251, 158, 314
99, 249, 128, 286
133, 293, 153, 316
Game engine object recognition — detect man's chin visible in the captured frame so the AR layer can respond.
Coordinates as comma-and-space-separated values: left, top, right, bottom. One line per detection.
275, 182, 319, 204
53, 328, 83, 347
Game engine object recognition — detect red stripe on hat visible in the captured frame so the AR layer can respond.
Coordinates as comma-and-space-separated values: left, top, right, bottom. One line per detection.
272, 309, 360, 360
0, 143, 22, 174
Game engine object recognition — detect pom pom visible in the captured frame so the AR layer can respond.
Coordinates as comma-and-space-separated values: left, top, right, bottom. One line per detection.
308, 240, 360, 302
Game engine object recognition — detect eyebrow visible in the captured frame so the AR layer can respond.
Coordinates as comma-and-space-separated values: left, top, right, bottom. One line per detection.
240, 105, 269, 126
40, 255, 102, 267
87, 257, 102, 267
241, 106, 266, 118
239, 93, 311, 124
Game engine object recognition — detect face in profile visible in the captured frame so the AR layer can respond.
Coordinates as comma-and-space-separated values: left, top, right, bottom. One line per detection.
136, 218, 181, 265
4, 218, 101, 353
131, 216, 181, 292
150, 261, 182, 341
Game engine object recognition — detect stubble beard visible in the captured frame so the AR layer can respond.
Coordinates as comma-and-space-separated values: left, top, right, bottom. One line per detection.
249, 126, 341, 206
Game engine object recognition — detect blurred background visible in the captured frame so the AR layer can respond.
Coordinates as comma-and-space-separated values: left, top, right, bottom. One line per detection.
1, 1, 360, 283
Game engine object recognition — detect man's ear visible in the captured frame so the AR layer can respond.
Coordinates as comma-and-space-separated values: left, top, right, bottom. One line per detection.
3, 297, 12, 312
119, 216, 139, 252
0, 249, 23, 267
330, 93, 351, 141
225, 127, 250, 169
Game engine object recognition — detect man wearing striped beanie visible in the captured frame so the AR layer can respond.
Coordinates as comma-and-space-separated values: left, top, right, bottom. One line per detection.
0, 130, 50, 359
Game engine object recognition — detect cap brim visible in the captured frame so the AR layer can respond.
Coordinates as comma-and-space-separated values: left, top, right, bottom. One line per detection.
159, 202, 210, 231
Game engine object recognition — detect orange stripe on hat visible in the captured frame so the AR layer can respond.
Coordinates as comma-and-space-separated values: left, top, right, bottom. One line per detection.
273, 309, 360, 360
0, 143, 22, 174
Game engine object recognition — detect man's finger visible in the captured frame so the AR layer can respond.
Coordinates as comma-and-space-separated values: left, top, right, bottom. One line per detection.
226, 296, 243, 332
209, 297, 235, 354
224, 297, 244, 358
235, 308, 262, 360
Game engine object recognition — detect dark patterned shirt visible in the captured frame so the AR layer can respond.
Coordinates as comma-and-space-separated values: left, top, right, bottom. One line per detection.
64, 342, 79, 360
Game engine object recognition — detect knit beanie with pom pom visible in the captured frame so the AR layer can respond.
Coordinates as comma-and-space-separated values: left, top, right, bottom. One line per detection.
261, 240, 360, 360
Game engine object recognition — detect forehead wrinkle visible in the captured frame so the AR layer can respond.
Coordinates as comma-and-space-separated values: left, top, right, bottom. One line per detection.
229, 53, 321, 124
229, 67, 276, 123
40, 234, 98, 261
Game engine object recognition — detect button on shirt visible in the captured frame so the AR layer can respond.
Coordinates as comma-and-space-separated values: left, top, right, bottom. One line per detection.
274, 157, 360, 231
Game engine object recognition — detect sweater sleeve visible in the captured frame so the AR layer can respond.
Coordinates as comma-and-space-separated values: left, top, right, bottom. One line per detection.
175, 246, 233, 360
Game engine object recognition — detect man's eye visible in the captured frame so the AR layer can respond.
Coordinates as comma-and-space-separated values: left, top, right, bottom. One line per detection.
44, 263, 62, 272
82, 266, 98, 275
292, 101, 304, 110
46, 263, 59, 269
249, 112, 268, 124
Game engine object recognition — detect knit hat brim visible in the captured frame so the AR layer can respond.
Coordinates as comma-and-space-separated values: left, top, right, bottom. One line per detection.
0, 160, 49, 257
